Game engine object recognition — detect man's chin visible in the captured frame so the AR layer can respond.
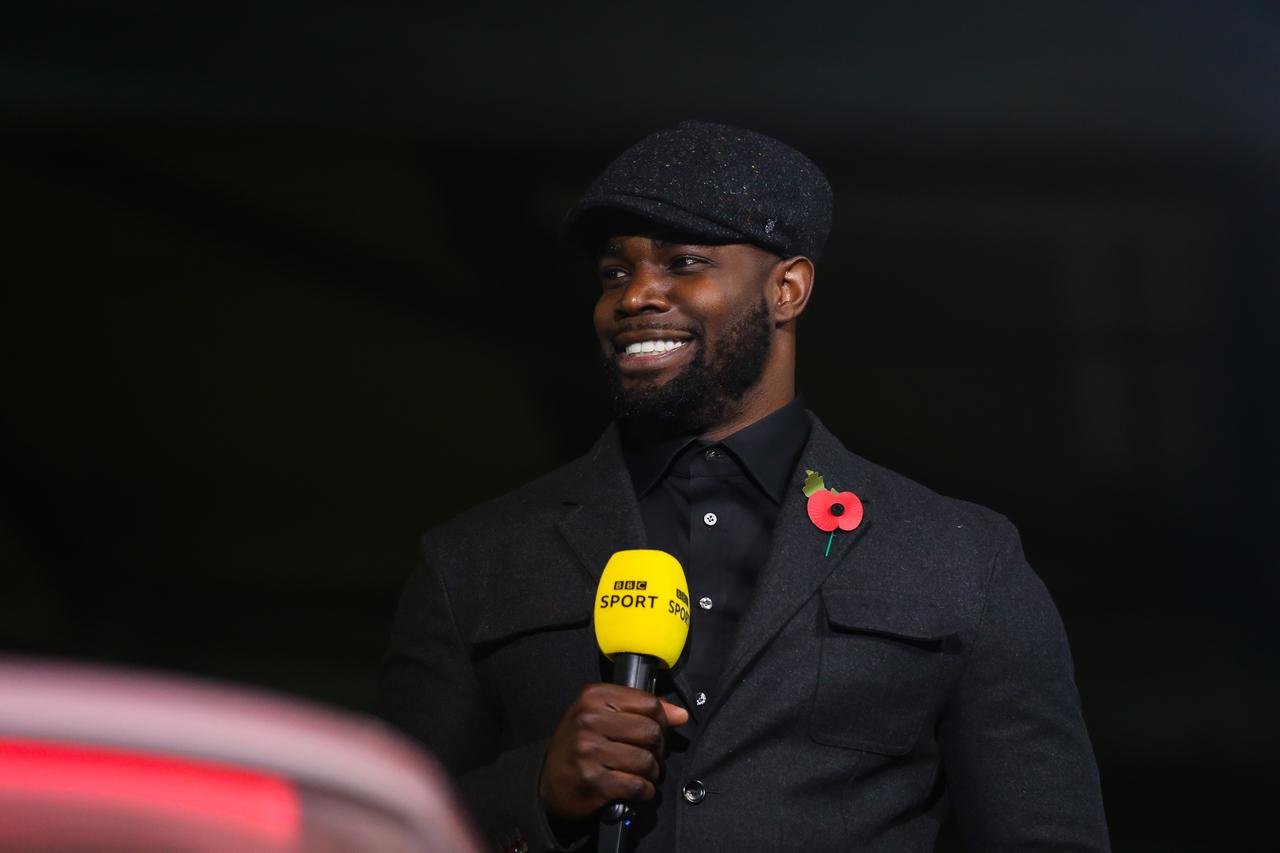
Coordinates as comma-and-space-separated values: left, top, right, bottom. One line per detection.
614, 387, 692, 422
600, 331, 757, 436
614, 384, 724, 437
615, 372, 676, 397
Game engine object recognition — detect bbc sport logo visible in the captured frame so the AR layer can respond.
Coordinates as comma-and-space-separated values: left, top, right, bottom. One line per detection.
613, 580, 648, 591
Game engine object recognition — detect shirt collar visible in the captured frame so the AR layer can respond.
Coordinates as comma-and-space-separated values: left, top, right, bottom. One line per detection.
620, 396, 811, 505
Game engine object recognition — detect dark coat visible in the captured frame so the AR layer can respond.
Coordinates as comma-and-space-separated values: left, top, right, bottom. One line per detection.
380, 412, 1110, 852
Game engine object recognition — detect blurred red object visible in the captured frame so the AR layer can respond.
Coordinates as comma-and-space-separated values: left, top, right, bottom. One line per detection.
0, 657, 483, 853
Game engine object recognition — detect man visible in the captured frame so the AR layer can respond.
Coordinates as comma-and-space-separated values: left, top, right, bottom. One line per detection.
380, 120, 1110, 852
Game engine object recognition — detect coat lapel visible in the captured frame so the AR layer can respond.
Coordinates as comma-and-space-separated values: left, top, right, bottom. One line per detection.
555, 424, 649, 586
555, 424, 704, 712
713, 414, 874, 712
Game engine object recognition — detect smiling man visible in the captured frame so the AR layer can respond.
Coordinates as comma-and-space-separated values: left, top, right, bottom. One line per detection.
380, 121, 1110, 853
593, 218, 803, 440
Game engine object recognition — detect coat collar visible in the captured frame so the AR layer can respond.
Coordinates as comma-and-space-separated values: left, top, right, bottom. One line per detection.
555, 423, 649, 588
618, 396, 811, 505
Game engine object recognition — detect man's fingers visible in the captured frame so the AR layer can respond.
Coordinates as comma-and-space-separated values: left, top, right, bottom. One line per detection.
581, 684, 689, 727
591, 769, 656, 804
659, 699, 690, 726
542, 684, 683, 819
585, 684, 667, 717
581, 709, 665, 752
597, 742, 662, 783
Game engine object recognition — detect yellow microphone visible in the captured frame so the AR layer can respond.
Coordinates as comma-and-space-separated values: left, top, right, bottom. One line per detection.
594, 549, 691, 687
593, 550, 691, 850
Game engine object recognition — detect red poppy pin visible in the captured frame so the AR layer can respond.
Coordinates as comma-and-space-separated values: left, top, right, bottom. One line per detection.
803, 469, 863, 556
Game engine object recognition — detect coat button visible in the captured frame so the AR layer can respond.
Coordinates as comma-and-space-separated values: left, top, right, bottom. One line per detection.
682, 779, 706, 804
703, 512, 718, 526
699, 596, 713, 610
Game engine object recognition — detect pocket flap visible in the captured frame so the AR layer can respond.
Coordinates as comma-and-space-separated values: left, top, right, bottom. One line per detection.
469, 592, 592, 646
820, 587, 956, 643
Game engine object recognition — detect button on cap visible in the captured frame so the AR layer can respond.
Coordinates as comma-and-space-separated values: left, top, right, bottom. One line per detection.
699, 596, 713, 610
703, 512, 718, 526
682, 780, 707, 804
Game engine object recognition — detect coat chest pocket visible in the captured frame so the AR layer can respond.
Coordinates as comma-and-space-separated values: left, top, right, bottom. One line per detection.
810, 587, 956, 755
469, 592, 592, 658
469, 592, 595, 737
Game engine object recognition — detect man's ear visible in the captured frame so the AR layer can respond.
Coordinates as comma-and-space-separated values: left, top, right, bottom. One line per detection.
772, 256, 816, 325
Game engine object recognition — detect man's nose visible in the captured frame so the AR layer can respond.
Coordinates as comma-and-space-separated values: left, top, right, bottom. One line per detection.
615, 268, 670, 317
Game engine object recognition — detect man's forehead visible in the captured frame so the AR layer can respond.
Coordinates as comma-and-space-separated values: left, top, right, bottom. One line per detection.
585, 211, 723, 254
597, 233, 740, 257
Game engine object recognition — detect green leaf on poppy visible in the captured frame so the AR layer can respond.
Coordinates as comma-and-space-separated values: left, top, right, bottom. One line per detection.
830, 487, 840, 495
802, 469, 826, 497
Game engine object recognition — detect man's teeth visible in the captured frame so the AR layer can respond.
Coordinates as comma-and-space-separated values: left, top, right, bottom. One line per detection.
624, 340, 687, 355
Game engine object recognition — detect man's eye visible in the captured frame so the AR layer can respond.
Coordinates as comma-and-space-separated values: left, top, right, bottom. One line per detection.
671, 255, 705, 271
599, 268, 628, 286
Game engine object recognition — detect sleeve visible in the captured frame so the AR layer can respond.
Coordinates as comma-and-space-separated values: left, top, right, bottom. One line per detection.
378, 536, 588, 853
937, 525, 1111, 852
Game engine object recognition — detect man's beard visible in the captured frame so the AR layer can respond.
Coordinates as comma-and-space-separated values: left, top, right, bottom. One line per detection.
601, 296, 773, 437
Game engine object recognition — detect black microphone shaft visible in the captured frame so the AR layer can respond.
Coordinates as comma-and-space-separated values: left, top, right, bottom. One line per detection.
611, 652, 656, 691
598, 653, 659, 853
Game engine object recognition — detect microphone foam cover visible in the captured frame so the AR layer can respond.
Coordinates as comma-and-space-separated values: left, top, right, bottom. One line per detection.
594, 550, 690, 669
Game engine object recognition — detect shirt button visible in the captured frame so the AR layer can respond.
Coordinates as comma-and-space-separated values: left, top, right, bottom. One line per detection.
695, 691, 707, 706
703, 512, 718, 526
699, 596, 713, 610
682, 780, 707, 804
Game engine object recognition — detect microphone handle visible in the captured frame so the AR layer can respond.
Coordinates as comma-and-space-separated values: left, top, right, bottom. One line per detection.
598, 653, 658, 853
611, 651, 656, 692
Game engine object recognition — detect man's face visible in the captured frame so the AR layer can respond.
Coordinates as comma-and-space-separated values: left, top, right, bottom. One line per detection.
592, 233, 780, 434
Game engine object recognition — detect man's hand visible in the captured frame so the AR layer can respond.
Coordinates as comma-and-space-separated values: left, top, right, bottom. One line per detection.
539, 683, 690, 820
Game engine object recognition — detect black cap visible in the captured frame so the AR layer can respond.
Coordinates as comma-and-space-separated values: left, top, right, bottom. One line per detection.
564, 120, 833, 262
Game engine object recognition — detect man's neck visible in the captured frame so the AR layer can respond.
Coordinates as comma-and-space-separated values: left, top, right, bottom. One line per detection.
699, 386, 795, 442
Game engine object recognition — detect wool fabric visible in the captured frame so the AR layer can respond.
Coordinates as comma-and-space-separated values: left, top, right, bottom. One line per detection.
564, 120, 833, 262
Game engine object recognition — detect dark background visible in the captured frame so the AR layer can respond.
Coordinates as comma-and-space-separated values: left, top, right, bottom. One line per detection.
2, 3, 1276, 850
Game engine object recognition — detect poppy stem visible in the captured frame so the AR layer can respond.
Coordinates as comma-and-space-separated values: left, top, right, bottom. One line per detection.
825, 531, 835, 557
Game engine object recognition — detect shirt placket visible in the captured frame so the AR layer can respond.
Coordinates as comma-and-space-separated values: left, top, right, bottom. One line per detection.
686, 446, 730, 712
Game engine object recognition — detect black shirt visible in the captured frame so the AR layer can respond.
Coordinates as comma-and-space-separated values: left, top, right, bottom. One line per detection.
620, 395, 811, 721
616, 397, 810, 846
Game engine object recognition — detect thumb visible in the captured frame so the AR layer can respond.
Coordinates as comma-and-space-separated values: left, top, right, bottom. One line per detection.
660, 699, 689, 726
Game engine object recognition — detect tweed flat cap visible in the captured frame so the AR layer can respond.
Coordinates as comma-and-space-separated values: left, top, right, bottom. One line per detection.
564, 120, 833, 262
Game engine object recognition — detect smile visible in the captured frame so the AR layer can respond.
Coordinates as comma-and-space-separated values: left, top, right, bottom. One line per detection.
615, 339, 692, 372
623, 340, 687, 356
